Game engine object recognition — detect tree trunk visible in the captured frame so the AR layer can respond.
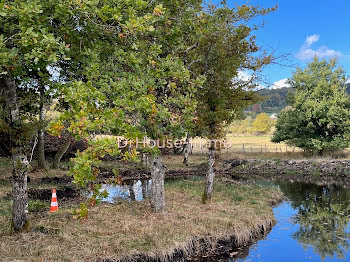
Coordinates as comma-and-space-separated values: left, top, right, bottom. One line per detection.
203, 144, 215, 203
183, 133, 190, 166
128, 181, 136, 201
150, 156, 165, 212
1, 76, 30, 232
142, 153, 149, 168
142, 179, 148, 199
52, 139, 71, 169
37, 93, 47, 169
12, 152, 30, 232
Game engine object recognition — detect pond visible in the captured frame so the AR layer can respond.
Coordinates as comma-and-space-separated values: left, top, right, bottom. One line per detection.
232, 180, 350, 262
94, 176, 204, 203
93, 177, 350, 261
93, 180, 152, 203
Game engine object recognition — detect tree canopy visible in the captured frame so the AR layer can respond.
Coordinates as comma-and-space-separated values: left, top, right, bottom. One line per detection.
272, 58, 350, 154
1, 0, 277, 229
252, 113, 273, 134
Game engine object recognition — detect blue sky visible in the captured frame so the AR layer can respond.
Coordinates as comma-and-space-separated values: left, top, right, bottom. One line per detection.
214, 0, 350, 89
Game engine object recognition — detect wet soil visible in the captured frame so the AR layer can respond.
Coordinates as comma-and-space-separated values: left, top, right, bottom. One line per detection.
98, 167, 208, 181
96, 221, 276, 262
224, 159, 350, 187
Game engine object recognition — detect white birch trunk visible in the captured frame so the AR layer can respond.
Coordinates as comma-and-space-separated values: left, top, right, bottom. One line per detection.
183, 133, 190, 166
203, 145, 215, 203
150, 156, 165, 212
2, 76, 30, 232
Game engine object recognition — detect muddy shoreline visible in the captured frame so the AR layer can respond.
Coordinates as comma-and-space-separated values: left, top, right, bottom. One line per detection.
97, 218, 278, 262
17, 157, 350, 203
225, 158, 350, 187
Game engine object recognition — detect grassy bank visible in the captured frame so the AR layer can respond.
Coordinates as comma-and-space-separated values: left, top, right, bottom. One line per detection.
0, 170, 282, 261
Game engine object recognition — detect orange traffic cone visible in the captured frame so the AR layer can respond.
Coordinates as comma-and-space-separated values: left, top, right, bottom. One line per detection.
49, 189, 58, 212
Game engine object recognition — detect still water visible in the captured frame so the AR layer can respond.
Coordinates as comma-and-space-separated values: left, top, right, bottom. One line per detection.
233, 181, 350, 262
95, 178, 350, 261
95, 176, 203, 203
96, 179, 152, 202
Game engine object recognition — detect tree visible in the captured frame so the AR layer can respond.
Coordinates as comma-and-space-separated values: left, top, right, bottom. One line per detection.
252, 113, 273, 134
55, 0, 203, 214
272, 58, 350, 154
0, 0, 77, 232
37, 86, 47, 169
187, 3, 276, 202
52, 137, 71, 169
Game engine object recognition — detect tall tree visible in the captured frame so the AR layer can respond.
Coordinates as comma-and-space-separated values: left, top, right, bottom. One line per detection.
187, 3, 275, 202
55, 0, 203, 214
272, 58, 350, 154
37, 85, 47, 169
252, 113, 273, 134
0, 0, 79, 231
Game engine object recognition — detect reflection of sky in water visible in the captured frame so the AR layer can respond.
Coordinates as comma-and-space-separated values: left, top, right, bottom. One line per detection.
96, 180, 152, 203
230, 182, 350, 262
90, 178, 350, 261
234, 202, 317, 261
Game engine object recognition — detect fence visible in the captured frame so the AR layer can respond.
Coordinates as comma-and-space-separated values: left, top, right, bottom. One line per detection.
190, 142, 298, 154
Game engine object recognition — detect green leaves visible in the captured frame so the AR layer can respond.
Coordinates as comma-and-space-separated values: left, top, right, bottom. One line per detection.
273, 58, 350, 154
252, 113, 274, 134
188, 2, 273, 139
1, 0, 277, 217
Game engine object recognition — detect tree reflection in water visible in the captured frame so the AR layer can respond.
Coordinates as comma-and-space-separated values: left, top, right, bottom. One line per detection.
277, 181, 350, 260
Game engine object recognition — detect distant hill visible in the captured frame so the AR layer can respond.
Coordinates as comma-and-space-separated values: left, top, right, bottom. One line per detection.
255, 87, 292, 114
250, 83, 350, 115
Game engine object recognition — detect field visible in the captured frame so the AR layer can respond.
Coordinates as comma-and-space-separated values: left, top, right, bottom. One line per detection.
191, 135, 296, 155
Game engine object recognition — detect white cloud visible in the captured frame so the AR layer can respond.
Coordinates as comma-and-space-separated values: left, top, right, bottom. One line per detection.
271, 78, 290, 89
235, 71, 265, 90
296, 35, 341, 60
305, 34, 319, 47
237, 70, 251, 82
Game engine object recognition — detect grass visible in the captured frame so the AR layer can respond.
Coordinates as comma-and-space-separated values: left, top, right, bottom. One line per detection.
191, 135, 295, 154
0, 177, 283, 261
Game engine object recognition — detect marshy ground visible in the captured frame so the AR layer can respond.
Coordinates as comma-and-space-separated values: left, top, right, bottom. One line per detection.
0, 156, 283, 261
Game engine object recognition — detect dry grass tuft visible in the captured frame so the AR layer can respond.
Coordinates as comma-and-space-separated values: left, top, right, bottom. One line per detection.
0, 179, 282, 262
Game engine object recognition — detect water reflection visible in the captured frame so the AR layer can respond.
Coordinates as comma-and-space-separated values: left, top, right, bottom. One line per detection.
233, 181, 350, 262
96, 176, 204, 203
280, 182, 350, 260
92, 177, 350, 261
96, 180, 152, 203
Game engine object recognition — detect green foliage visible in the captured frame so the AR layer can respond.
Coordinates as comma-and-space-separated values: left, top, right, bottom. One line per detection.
28, 200, 48, 212
49, 1, 204, 213
278, 181, 350, 260
228, 117, 254, 135
73, 203, 88, 220
1, 0, 277, 216
188, 2, 276, 139
252, 113, 273, 134
0, 0, 85, 153
272, 58, 350, 154
252, 87, 293, 114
